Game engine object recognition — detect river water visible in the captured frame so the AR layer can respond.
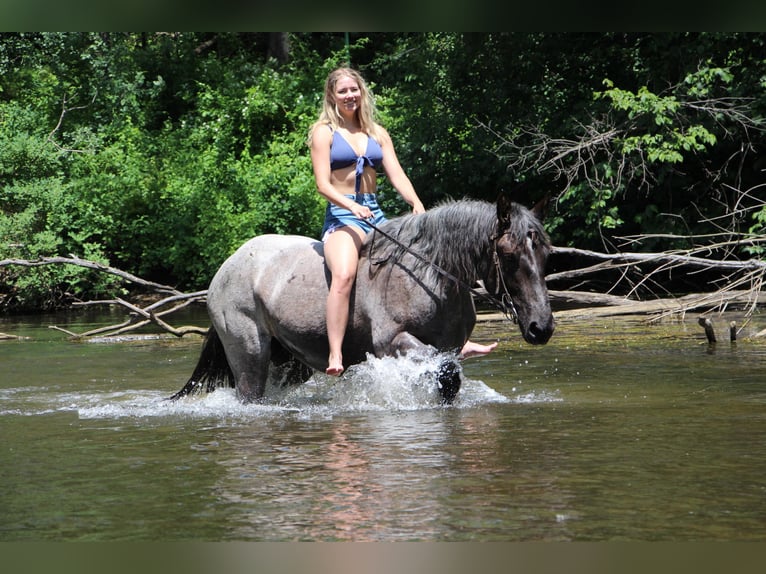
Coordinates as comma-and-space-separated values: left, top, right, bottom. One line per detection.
1, 307, 765, 541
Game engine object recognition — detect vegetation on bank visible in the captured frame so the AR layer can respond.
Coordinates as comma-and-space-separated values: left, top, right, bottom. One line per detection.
2, 32, 765, 312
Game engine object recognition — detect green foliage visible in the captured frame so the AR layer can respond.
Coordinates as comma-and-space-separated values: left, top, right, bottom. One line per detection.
1, 33, 334, 310
0, 100, 120, 310
598, 79, 718, 164
560, 182, 623, 235
545, 52, 763, 249
745, 206, 766, 257
2, 32, 766, 311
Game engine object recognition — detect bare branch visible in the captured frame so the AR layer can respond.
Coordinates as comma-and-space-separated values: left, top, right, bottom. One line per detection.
46, 91, 98, 154
548, 243, 766, 320
550, 246, 766, 274
2, 256, 207, 339
1, 255, 183, 295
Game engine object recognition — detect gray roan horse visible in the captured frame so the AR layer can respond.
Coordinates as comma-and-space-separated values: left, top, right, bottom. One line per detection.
170, 196, 554, 404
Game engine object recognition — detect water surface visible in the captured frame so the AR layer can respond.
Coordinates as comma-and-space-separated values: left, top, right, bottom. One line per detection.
1, 309, 765, 541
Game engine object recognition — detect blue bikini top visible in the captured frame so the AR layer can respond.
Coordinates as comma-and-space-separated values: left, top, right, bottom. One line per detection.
329, 129, 383, 194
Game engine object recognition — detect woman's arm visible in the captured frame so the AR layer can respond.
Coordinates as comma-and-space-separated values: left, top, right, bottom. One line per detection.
379, 127, 425, 214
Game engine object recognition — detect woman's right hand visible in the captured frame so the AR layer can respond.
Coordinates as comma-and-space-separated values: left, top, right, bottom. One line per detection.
352, 204, 373, 220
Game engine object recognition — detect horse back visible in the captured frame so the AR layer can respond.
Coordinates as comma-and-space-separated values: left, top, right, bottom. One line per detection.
206, 232, 474, 370
208, 234, 326, 321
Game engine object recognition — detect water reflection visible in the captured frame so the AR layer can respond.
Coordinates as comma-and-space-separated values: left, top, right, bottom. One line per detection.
1, 311, 766, 541
202, 399, 597, 541
318, 422, 378, 538
208, 408, 457, 541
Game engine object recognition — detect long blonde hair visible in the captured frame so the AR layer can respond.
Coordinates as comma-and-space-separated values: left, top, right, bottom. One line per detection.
308, 67, 384, 145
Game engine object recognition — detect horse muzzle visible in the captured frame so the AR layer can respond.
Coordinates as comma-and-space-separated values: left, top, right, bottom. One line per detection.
520, 313, 555, 345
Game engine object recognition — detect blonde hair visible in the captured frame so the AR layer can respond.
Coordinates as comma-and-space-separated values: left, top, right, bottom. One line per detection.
308, 67, 384, 145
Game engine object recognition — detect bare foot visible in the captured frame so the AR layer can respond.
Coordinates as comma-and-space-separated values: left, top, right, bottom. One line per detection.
459, 341, 498, 360
326, 356, 344, 376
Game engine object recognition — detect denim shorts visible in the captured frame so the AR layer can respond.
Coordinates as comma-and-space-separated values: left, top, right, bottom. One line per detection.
321, 193, 387, 240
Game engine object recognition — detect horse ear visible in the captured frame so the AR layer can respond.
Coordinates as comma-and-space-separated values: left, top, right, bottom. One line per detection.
496, 193, 515, 225
531, 194, 550, 222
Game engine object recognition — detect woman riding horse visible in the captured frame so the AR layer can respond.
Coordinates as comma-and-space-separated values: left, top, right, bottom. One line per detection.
308, 67, 496, 376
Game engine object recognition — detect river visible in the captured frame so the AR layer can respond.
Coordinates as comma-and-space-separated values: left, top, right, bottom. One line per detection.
1, 307, 765, 541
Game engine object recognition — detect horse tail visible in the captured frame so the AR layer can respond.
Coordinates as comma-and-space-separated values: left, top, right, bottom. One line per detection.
167, 327, 235, 400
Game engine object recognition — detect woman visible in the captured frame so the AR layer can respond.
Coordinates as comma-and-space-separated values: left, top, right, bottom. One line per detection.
309, 67, 495, 376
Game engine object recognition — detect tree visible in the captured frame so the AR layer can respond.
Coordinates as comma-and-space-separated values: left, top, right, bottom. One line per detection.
2, 33, 766, 313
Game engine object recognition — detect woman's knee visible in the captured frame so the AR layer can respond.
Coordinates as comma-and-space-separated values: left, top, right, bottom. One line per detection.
330, 271, 356, 294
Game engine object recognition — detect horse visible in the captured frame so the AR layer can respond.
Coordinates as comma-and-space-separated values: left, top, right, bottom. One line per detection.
170, 196, 554, 404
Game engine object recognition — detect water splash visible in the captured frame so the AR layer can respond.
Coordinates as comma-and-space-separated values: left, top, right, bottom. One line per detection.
1, 352, 561, 421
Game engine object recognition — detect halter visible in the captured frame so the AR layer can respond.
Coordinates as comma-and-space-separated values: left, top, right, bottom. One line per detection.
365, 219, 518, 323
491, 244, 519, 324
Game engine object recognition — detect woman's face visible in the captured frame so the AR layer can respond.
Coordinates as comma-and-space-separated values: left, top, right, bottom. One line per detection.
333, 75, 361, 120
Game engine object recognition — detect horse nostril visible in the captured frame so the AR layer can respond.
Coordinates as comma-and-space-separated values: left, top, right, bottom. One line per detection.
527, 321, 553, 344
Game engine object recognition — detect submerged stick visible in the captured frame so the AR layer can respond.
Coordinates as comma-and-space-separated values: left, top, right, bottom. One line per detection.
730, 321, 737, 343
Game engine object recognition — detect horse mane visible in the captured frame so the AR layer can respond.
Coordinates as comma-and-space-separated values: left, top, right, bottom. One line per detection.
362, 199, 493, 287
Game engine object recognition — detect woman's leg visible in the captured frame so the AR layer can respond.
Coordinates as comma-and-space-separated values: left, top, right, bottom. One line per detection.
323, 227, 365, 376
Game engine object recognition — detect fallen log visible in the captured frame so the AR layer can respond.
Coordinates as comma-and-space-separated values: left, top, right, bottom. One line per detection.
549, 246, 766, 279
57, 292, 209, 339
1, 256, 206, 338
476, 289, 766, 323
551, 289, 766, 320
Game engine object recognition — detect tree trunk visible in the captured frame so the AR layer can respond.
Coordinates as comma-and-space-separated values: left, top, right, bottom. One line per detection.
268, 33, 290, 64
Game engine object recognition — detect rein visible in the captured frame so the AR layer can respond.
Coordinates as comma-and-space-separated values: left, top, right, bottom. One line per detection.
365, 219, 517, 323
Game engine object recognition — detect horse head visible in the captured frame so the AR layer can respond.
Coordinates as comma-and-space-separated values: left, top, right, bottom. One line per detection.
484, 195, 555, 345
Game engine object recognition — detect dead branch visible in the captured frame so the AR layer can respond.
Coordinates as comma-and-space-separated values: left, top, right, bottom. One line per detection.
545, 289, 766, 319
1, 256, 207, 339
47, 91, 98, 154
1, 255, 183, 295
67, 292, 209, 338
546, 243, 765, 323
549, 246, 766, 279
